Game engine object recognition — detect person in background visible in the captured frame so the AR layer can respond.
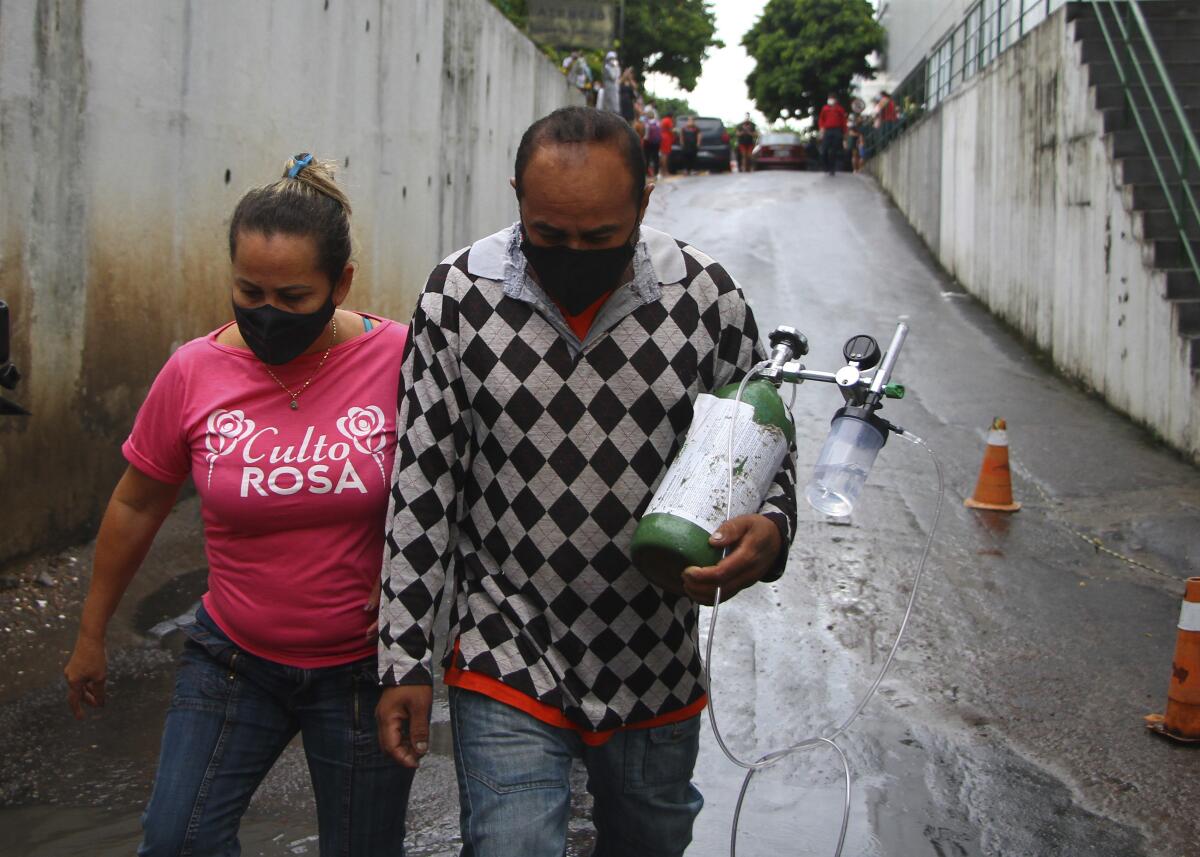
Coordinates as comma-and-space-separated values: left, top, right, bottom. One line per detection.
735, 113, 758, 173
680, 115, 701, 175
374, 106, 797, 857
63, 155, 413, 856
565, 50, 594, 106
619, 67, 639, 123
643, 108, 663, 177
818, 94, 848, 176
599, 50, 621, 113
847, 112, 865, 173
659, 110, 675, 174
877, 89, 899, 139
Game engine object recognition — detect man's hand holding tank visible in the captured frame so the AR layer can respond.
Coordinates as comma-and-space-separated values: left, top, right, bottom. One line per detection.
680, 513, 783, 604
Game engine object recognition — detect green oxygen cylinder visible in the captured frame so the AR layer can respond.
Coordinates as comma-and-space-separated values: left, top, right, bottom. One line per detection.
630, 378, 795, 595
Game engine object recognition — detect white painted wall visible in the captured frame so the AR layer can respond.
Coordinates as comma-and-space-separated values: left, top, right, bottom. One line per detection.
870, 8, 1200, 460
0, 0, 581, 563
879, 0, 974, 83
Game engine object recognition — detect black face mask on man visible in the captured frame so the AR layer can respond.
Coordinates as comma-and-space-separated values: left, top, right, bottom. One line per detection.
233, 293, 335, 365
520, 223, 639, 316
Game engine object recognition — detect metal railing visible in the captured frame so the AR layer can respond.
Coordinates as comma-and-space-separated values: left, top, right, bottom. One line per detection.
1090, 0, 1200, 287
925, 0, 1071, 109
867, 0, 1069, 156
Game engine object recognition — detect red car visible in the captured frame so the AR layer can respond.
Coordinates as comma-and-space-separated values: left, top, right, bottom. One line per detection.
751, 132, 807, 170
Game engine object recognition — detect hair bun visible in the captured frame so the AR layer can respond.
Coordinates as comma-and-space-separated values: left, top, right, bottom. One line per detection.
286, 153, 314, 179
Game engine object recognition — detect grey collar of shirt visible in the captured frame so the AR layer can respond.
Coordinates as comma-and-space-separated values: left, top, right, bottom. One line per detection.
461, 222, 687, 356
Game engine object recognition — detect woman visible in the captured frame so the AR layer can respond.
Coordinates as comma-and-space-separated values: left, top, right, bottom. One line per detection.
660, 111, 676, 174
63, 154, 412, 856
642, 109, 662, 178
618, 67, 638, 123
847, 113, 865, 173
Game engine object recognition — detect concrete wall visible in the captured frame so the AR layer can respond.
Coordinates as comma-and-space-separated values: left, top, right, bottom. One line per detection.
869, 7, 1200, 461
0, 0, 580, 564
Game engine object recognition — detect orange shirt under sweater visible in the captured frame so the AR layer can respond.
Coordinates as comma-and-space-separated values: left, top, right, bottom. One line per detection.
445, 640, 708, 745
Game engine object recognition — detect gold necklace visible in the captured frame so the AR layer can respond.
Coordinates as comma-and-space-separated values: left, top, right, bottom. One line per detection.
262, 315, 338, 410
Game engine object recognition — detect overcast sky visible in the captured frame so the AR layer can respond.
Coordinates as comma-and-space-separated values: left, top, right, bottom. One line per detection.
642, 0, 881, 126
643, 0, 769, 124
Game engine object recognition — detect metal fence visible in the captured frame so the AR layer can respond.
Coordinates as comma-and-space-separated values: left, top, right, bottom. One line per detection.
926, 0, 1071, 108
868, 0, 1070, 156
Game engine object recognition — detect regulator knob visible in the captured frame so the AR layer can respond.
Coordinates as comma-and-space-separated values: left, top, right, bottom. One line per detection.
769, 326, 809, 359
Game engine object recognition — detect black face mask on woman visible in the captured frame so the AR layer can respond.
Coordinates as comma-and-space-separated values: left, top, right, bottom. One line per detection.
520, 223, 639, 316
233, 293, 335, 365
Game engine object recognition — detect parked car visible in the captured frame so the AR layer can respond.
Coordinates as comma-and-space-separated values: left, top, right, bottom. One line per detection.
752, 132, 807, 170
668, 117, 732, 173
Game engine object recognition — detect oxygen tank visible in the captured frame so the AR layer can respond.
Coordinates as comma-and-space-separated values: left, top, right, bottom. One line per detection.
630, 378, 794, 595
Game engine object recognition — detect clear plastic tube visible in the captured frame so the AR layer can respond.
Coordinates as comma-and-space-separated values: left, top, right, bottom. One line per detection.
707, 366, 945, 857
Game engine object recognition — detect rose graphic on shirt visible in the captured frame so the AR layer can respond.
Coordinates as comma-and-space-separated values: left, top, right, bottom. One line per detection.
336, 405, 388, 481
204, 408, 256, 487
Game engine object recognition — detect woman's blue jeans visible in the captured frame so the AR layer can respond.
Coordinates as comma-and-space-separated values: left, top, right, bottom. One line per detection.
138, 608, 413, 857
449, 687, 703, 857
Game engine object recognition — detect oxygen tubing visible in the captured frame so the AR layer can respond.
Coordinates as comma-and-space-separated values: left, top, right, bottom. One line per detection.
704, 363, 946, 857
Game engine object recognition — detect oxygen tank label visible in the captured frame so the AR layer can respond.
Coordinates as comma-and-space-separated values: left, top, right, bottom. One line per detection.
644, 394, 788, 535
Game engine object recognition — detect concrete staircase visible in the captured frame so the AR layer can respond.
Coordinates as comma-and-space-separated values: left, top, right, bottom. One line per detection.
1069, 0, 1200, 368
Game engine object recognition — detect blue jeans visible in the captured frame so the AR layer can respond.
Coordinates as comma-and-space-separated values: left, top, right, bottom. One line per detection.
139, 608, 413, 857
449, 687, 703, 857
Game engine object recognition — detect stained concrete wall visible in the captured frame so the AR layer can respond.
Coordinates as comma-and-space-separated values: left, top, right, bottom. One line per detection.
870, 7, 1200, 461
0, 0, 580, 564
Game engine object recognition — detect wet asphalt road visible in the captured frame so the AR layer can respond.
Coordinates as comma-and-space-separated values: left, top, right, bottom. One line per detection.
1, 169, 1198, 856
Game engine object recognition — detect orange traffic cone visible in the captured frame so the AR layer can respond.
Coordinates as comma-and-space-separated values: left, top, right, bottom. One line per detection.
964, 418, 1021, 512
1146, 577, 1200, 742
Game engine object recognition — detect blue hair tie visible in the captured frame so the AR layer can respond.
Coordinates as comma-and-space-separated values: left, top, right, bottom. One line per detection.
287, 153, 313, 178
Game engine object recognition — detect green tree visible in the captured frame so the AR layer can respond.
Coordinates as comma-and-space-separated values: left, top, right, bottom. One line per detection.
490, 0, 721, 92
643, 91, 695, 119
489, 0, 528, 28
742, 0, 883, 122
622, 0, 721, 92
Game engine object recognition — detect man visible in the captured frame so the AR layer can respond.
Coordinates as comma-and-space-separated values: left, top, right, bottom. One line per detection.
376, 106, 797, 857
818, 93, 848, 176
599, 50, 621, 114
736, 113, 758, 173
680, 115, 701, 175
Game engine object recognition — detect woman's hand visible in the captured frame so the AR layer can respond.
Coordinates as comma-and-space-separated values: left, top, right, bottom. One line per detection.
64, 634, 108, 719
364, 575, 382, 642
63, 464, 180, 721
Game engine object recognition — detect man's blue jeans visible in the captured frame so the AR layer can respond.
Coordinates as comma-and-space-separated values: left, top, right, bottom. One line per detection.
138, 608, 413, 857
821, 128, 844, 174
449, 687, 703, 857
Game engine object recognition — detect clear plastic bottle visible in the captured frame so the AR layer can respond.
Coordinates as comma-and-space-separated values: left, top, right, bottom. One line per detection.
805, 410, 887, 517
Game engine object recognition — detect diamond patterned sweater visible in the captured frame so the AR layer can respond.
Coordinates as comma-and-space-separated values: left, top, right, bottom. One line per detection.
379, 224, 798, 731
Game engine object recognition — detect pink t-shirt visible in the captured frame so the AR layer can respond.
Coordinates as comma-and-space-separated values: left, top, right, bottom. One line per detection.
123, 316, 408, 668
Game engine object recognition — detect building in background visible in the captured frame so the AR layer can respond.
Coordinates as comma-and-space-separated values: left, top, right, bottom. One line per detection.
878, 0, 1069, 108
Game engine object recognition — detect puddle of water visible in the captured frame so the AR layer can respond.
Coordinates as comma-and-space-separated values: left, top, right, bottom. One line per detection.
0, 804, 327, 857
132, 566, 207, 635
